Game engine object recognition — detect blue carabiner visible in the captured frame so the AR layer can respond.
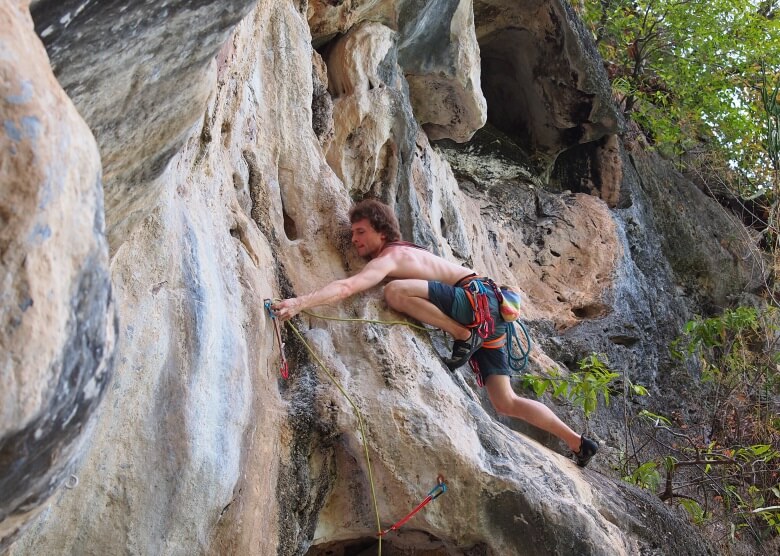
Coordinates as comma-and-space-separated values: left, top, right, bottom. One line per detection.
264, 299, 276, 319
428, 475, 447, 500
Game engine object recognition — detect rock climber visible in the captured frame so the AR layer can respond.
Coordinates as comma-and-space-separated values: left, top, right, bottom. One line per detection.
271, 199, 598, 466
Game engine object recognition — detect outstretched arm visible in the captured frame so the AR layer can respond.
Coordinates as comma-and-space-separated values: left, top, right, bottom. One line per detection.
271, 256, 395, 320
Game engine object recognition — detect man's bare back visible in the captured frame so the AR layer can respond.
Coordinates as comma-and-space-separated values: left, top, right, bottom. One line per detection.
378, 245, 474, 286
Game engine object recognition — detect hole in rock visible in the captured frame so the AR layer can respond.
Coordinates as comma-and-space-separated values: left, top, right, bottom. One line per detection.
608, 334, 639, 347
232, 172, 244, 191
305, 532, 455, 556
283, 208, 298, 241
479, 28, 535, 151
221, 120, 232, 144
440, 217, 448, 238
478, 25, 594, 172
375, 140, 399, 193
572, 303, 609, 320
277, 166, 299, 241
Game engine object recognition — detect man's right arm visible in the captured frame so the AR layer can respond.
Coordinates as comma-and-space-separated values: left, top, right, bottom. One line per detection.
271, 256, 395, 320
271, 280, 352, 320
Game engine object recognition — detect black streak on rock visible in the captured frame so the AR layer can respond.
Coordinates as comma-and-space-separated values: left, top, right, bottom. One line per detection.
0, 256, 116, 548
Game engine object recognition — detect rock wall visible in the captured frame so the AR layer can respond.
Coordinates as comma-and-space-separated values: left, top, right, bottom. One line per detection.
0, 0, 115, 545
2, 0, 763, 554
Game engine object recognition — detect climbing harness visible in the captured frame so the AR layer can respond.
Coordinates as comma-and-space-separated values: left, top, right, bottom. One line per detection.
455, 276, 533, 385
264, 299, 289, 379
378, 475, 447, 537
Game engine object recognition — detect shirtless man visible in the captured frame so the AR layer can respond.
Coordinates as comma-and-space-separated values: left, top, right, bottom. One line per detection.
271, 199, 598, 466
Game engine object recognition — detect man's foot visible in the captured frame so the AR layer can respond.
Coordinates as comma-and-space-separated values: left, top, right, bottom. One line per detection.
575, 436, 599, 467
444, 330, 483, 370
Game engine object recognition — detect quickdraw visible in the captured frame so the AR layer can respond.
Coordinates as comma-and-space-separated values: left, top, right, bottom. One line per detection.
264, 299, 289, 379
468, 358, 484, 388
378, 475, 448, 537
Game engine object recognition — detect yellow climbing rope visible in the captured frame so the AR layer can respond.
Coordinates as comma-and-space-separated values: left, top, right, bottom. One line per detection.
284, 320, 385, 548
266, 302, 446, 551
300, 309, 430, 332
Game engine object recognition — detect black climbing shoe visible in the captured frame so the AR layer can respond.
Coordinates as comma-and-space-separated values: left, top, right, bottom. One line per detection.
575, 436, 599, 467
445, 331, 483, 370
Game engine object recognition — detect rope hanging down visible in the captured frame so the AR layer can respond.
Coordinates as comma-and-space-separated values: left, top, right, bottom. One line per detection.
276, 311, 384, 545
263, 300, 448, 551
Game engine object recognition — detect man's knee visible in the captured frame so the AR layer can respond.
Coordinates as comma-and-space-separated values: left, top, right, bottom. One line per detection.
384, 280, 419, 311
490, 395, 515, 416
383, 281, 405, 309
485, 376, 521, 415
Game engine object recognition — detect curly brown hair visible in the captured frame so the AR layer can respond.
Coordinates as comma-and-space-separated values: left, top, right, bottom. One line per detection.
348, 199, 401, 242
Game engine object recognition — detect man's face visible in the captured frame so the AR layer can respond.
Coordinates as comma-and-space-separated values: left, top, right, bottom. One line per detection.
351, 218, 386, 259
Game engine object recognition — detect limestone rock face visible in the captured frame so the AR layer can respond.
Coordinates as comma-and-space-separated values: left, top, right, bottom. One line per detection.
3, 0, 762, 555
311, 0, 487, 143
29, 0, 259, 251
627, 146, 764, 310
396, 0, 487, 142
474, 0, 622, 174
0, 1, 115, 547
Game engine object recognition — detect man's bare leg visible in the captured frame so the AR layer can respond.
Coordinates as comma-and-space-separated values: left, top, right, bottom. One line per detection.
484, 375, 582, 451
383, 279, 471, 340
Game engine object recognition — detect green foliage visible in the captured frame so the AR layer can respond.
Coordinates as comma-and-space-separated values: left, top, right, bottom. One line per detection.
521, 353, 629, 417
637, 409, 673, 426
671, 306, 780, 392
760, 61, 780, 175
624, 460, 662, 491
756, 484, 780, 534
623, 306, 780, 543
679, 498, 709, 525
577, 0, 780, 190
756, 507, 780, 536
672, 306, 760, 353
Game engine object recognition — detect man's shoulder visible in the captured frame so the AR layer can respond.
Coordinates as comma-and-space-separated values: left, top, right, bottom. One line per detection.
366, 250, 402, 269
382, 244, 430, 260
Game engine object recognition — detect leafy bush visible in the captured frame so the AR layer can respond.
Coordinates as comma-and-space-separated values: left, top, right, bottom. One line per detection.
521, 353, 623, 418
625, 306, 780, 546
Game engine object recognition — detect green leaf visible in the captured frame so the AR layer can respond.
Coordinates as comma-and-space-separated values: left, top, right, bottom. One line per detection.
638, 409, 672, 426
631, 384, 649, 396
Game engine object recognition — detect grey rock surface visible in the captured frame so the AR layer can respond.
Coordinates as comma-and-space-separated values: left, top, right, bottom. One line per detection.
0, 2, 116, 549
30, 0, 258, 251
